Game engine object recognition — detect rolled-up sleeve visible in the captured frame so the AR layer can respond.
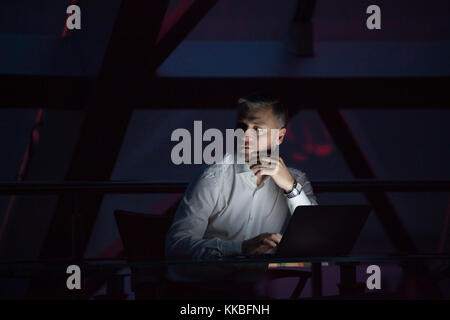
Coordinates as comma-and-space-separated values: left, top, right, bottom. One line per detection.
165, 165, 243, 260
286, 168, 318, 214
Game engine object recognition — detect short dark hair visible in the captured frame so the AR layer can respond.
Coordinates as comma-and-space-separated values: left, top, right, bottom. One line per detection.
237, 92, 288, 127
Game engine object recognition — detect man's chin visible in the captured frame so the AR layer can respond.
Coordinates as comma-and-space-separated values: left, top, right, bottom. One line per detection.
244, 150, 259, 164
237, 149, 251, 162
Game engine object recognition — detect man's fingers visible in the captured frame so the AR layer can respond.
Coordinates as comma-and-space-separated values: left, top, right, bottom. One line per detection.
271, 233, 283, 243
253, 168, 267, 177
259, 168, 275, 176
251, 164, 277, 174
269, 233, 282, 244
262, 238, 277, 248
250, 163, 273, 169
258, 233, 282, 246
259, 156, 280, 164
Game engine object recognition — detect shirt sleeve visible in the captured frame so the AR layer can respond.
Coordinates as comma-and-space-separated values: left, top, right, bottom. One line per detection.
286, 168, 319, 214
165, 165, 243, 260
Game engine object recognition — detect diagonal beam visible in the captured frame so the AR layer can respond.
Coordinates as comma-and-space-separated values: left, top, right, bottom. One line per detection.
27, 0, 171, 298
317, 107, 417, 253
27, 0, 221, 299
79, 0, 220, 299
150, 0, 219, 71
317, 108, 444, 298
40, 0, 171, 260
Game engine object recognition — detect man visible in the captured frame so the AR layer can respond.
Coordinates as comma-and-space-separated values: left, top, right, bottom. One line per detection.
165, 93, 318, 263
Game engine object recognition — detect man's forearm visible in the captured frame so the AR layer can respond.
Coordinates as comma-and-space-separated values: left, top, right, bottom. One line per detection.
166, 235, 243, 260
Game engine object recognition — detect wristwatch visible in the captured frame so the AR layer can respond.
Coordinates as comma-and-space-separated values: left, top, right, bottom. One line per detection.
284, 181, 302, 199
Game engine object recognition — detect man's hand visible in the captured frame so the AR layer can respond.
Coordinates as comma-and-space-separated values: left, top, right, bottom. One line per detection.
242, 232, 283, 255
250, 155, 295, 192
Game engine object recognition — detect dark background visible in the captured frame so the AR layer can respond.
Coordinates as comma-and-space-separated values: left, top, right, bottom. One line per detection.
0, 0, 449, 298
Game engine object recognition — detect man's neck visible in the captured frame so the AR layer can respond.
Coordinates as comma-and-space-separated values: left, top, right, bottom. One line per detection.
255, 174, 267, 187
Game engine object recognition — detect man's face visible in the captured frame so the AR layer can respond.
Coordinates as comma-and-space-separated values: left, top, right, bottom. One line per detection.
236, 106, 286, 162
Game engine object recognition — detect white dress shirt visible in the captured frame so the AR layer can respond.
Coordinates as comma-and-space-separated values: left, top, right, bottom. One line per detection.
165, 152, 318, 262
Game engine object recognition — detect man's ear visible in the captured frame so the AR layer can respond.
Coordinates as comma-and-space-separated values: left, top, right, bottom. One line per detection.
277, 127, 287, 145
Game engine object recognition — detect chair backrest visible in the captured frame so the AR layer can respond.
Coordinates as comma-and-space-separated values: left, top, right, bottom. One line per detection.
114, 210, 174, 262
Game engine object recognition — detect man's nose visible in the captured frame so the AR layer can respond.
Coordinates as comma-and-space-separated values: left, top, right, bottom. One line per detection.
244, 132, 256, 146
244, 128, 257, 138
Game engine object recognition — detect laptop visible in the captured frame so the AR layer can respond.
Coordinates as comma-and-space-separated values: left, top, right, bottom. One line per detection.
236, 205, 372, 258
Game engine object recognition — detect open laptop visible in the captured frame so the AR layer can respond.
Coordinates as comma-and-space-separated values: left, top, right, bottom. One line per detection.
236, 205, 372, 258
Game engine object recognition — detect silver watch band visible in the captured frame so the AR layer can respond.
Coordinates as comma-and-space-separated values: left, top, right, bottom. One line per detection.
285, 181, 302, 199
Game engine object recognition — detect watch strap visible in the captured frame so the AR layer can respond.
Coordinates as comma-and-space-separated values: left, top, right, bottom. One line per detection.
285, 181, 302, 199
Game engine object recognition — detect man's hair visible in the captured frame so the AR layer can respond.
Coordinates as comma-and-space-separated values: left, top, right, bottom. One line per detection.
237, 92, 288, 127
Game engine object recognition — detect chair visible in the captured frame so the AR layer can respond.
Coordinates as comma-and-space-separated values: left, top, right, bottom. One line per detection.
114, 209, 312, 299
114, 209, 174, 299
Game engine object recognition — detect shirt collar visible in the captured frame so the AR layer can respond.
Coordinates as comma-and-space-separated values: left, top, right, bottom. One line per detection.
235, 162, 251, 174
230, 153, 272, 189
227, 152, 251, 175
